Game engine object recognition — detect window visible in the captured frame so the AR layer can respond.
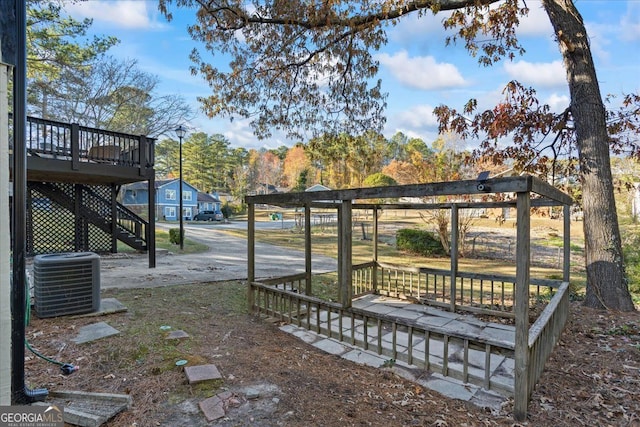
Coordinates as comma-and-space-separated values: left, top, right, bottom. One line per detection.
183, 191, 192, 201
164, 207, 176, 218
165, 189, 176, 200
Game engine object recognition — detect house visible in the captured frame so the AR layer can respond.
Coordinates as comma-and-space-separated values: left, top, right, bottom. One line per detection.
197, 191, 222, 212
122, 179, 199, 221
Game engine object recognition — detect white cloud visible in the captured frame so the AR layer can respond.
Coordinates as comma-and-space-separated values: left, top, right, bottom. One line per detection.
620, 2, 640, 42
517, 2, 553, 37
393, 104, 439, 129
544, 93, 570, 114
503, 60, 565, 87
376, 51, 466, 90
65, 1, 164, 30
387, 12, 449, 44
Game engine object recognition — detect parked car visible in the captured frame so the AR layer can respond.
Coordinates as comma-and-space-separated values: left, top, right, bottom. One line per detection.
193, 210, 223, 221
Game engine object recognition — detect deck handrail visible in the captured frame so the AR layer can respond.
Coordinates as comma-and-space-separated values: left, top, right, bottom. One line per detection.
249, 280, 516, 394
25, 115, 155, 169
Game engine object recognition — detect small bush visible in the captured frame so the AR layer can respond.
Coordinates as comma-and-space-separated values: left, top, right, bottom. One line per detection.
396, 228, 445, 256
623, 235, 640, 297
169, 228, 181, 245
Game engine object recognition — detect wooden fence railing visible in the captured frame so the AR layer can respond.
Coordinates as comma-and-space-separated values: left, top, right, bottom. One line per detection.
372, 262, 562, 318
251, 265, 570, 416
249, 281, 516, 395
526, 281, 570, 398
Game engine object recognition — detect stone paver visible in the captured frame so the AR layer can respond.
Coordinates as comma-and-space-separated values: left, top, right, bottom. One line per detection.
185, 364, 222, 384
165, 330, 190, 340
312, 338, 349, 355
342, 349, 389, 368
72, 322, 120, 344
420, 373, 477, 401
280, 294, 517, 413
199, 395, 225, 421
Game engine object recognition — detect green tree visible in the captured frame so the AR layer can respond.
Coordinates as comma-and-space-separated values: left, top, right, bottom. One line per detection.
159, 0, 637, 311
26, 0, 118, 119
362, 173, 397, 188
154, 138, 179, 179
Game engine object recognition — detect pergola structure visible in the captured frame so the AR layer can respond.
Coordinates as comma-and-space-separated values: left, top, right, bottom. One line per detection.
246, 175, 574, 420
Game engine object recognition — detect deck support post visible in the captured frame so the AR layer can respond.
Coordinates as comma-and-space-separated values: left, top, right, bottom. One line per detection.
0, 61, 12, 405
304, 202, 312, 295
247, 203, 255, 312
450, 204, 459, 312
514, 190, 531, 421
147, 174, 156, 268
110, 184, 118, 252
338, 200, 352, 308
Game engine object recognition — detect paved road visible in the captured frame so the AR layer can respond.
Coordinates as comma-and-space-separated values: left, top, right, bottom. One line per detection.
98, 220, 337, 289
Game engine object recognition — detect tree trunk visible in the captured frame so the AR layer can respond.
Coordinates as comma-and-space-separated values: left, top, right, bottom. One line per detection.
542, 0, 635, 311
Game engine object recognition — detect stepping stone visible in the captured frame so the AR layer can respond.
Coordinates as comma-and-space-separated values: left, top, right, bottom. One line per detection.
165, 330, 190, 340
199, 395, 225, 421
185, 364, 222, 384
72, 322, 120, 344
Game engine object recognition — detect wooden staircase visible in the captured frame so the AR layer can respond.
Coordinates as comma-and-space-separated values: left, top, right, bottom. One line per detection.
30, 181, 148, 252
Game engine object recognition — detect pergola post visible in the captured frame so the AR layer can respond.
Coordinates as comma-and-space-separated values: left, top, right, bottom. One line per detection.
247, 202, 255, 312
305, 202, 312, 295
563, 204, 571, 282
373, 207, 378, 292
338, 200, 352, 308
450, 204, 459, 312
514, 191, 531, 421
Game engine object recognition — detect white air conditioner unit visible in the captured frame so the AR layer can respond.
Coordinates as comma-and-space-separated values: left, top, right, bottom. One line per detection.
33, 252, 100, 318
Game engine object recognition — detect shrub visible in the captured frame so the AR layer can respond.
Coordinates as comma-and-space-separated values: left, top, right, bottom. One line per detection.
396, 228, 445, 256
623, 235, 640, 297
169, 228, 181, 245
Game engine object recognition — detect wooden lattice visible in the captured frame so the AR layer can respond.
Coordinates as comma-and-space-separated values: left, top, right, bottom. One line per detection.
27, 183, 114, 256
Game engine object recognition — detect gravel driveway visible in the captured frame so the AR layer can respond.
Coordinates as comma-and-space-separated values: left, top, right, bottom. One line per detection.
97, 221, 337, 289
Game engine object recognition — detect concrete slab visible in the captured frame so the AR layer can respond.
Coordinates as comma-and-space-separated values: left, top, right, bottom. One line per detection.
199, 395, 225, 421
76, 298, 128, 317
439, 319, 484, 336
166, 330, 190, 340
415, 315, 454, 328
386, 308, 423, 320
420, 374, 477, 401
290, 329, 320, 344
279, 324, 299, 334
342, 349, 389, 368
312, 338, 349, 355
35, 390, 130, 427
478, 327, 516, 347
184, 364, 222, 384
97, 298, 127, 314
72, 322, 120, 344
469, 388, 507, 411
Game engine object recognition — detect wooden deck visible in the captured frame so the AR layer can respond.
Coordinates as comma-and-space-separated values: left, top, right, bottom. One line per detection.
23, 116, 154, 185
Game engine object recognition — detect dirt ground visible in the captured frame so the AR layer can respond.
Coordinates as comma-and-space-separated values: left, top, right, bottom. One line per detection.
22, 225, 639, 426
24, 281, 639, 427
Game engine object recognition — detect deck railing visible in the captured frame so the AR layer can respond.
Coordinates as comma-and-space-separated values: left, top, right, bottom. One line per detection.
25, 116, 154, 168
250, 265, 570, 413
526, 281, 569, 398
249, 281, 516, 395
373, 262, 562, 318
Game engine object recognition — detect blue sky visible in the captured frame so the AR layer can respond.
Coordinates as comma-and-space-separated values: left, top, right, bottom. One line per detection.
64, 1, 640, 150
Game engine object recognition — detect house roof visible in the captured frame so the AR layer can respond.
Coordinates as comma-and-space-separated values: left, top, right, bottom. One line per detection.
306, 184, 332, 192
198, 192, 221, 203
